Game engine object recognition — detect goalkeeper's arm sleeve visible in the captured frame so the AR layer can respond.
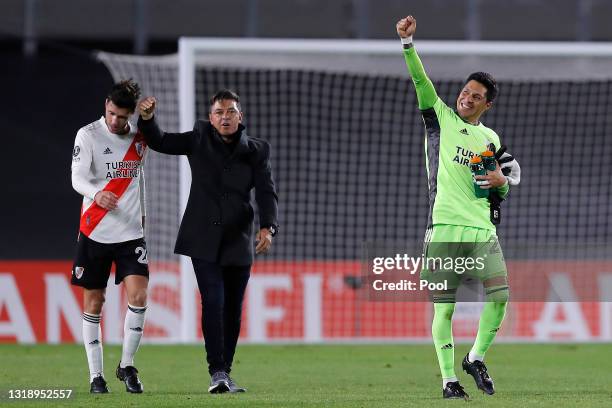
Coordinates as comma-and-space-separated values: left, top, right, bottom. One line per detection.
497, 180, 510, 199
402, 45, 438, 110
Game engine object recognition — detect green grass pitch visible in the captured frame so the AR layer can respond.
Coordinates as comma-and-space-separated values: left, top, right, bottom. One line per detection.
1, 343, 611, 407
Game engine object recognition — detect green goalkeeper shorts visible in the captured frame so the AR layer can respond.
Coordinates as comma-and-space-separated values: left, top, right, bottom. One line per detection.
420, 224, 507, 292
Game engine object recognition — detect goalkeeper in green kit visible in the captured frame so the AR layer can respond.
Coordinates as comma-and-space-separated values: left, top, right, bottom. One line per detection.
396, 15, 521, 399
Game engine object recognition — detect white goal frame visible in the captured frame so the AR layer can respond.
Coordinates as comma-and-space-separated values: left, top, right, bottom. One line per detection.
176, 38, 612, 342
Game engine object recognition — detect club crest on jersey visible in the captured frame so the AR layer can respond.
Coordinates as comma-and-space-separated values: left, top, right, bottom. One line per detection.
73, 146, 81, 157
135, 141, 145, 157
74, 266, 84, 279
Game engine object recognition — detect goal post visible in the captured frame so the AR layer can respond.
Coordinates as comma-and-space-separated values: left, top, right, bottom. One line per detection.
178, 40, 196, 343
98, 38, 612, 344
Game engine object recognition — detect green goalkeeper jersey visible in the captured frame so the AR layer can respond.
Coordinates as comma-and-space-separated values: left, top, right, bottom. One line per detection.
403, 45, 509, 230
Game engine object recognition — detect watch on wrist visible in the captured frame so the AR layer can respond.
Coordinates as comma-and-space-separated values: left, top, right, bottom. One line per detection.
266, 225, 278, 237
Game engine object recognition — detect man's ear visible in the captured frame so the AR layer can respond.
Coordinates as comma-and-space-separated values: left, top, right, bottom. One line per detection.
485, 101, 493, 111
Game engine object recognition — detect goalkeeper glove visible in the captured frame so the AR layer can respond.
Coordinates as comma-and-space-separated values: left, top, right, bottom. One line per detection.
494, 145, 521, 186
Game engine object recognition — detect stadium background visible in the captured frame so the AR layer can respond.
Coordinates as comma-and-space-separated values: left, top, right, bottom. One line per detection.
1, 0, 612, 346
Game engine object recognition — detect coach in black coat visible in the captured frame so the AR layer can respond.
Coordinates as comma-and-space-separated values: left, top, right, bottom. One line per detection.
137, 89, 278, 393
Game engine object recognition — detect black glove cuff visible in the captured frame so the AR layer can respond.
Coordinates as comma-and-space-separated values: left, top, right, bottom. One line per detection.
488, 191, 504, 225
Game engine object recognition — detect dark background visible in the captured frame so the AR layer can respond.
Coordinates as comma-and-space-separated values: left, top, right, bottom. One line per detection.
2, 0, 611, 259
0, 45, 113, 259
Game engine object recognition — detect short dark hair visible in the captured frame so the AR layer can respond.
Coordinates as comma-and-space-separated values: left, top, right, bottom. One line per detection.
465, 72, 498, 102
107, 79, 141, 112
209, 89, 241, 111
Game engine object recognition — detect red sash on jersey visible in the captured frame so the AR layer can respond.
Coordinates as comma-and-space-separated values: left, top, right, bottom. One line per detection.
80, 132, 146, 237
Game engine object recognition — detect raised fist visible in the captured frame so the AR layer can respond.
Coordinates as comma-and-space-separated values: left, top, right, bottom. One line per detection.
396, 15, 417, 38
138, 96, 157, 120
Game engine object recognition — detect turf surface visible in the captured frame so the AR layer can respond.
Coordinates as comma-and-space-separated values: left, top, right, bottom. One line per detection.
1, 344, 611, 407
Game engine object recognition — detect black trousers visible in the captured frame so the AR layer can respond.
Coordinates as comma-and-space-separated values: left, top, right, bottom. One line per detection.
191, 258, 251, 375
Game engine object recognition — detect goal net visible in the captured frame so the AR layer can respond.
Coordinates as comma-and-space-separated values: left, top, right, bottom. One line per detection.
98, 39, 612, 343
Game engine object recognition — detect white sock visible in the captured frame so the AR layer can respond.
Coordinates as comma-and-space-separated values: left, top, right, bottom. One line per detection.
443, 376, 458, 388
82, 313, 103, 382
468, 350, 484, 363
120, 303, 147, 368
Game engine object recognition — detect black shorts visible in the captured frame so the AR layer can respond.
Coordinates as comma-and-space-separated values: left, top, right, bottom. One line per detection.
71, 233, 149, 289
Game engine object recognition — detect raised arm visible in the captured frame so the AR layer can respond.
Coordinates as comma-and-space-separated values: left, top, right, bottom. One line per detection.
396, 16, 438, 110
137, 96, 195, 155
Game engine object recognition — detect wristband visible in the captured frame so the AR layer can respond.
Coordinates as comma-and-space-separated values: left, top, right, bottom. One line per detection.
401, 36, 413, 48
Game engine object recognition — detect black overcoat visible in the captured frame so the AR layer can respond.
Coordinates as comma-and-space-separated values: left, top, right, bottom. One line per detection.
138, 117, 278, 265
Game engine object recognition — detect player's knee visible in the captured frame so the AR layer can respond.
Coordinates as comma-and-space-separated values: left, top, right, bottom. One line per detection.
433, 302, 455, 321
128, 288, 148, 307
485, 286, 509, 303
85, 292, 105, 314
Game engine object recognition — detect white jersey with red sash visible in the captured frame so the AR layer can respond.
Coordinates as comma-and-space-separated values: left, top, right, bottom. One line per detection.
71, 117, 147, 244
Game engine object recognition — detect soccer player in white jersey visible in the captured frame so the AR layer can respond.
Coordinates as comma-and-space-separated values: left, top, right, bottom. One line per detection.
70, 79, 149, 394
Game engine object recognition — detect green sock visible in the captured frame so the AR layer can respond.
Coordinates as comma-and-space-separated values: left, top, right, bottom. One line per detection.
432, 302, 456, 380
470, 285, 509, 359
